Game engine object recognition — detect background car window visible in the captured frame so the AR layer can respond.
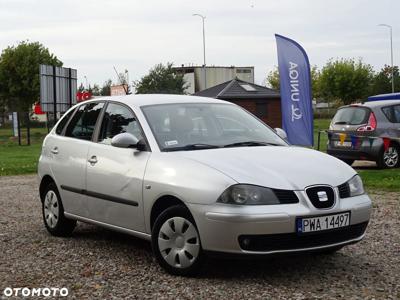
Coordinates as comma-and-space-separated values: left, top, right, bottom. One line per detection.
55, 108, 76, 135
65, 102, 104, 140
98, 103, 143, 144
331, 107, 369, 125
393, 105, 400, 123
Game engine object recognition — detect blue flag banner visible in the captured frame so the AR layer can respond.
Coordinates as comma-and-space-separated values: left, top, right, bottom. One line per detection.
275, 34, 314, 146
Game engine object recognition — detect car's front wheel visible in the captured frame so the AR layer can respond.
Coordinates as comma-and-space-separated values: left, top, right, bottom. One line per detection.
152, 205, 203, 276
42, 182, 76, 236
377, 144, 399, 169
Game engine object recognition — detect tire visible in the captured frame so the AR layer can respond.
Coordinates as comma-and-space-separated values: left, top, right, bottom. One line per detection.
342, 159, 355, 166
41, 182, 76, 236
377, 143, 400, 169
151, 205, 203, 276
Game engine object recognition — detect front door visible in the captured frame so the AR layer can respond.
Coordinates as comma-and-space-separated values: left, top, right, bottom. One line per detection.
85, 102, 150, 232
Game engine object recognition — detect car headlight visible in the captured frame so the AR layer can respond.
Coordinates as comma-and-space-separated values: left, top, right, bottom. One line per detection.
217, 184, 280, 205
348, 175, 365, 197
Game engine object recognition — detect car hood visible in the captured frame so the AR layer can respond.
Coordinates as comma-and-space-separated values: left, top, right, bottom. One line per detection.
174, 146, 356, 190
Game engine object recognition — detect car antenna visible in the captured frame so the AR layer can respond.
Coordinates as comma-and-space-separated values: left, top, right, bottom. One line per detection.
113, 66, 128, 95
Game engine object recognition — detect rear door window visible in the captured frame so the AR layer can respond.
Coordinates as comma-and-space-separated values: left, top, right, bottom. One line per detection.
332, 107, 369, 125
382, 105, 400, 123
65, 102, 104, 141
55, 108, 76, 135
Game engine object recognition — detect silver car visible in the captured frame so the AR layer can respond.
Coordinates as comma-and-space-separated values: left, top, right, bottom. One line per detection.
327, 100, 400, 168
38, 95, 372, 275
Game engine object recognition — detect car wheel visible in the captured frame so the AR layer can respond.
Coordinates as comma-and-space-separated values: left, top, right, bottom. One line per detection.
42, 182, 76, 236
377, 144, 399, 169
342, 159, 355, 166
152, 205, 203, 276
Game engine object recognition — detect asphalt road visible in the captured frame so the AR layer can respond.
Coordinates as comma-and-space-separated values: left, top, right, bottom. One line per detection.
0, 175, 399, 299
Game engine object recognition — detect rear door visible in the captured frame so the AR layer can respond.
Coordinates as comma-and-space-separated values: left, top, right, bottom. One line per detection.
50, 102, 104, 217
382, 104, 400, 139
85, 102, 150, 232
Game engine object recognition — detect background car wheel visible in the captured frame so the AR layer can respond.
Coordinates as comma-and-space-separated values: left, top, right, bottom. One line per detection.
42, 182, 76, 236
341, 159, 355, 166
377, 144, 399, 169
152, 205, 203, 276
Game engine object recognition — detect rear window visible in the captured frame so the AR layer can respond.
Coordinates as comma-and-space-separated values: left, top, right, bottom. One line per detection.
331, 107, 370, 125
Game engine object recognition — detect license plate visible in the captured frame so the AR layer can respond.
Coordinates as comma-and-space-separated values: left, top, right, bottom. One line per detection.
334, 141, 352, 148
297, 212, 350, 233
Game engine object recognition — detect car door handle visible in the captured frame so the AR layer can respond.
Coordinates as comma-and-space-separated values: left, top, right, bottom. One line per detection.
51, 147, 58, 154
88, 156, 98, 165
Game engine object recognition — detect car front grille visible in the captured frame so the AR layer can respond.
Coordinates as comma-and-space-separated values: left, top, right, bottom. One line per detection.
338, 182, 351, 198
306, 186, 335, 209
272, 189, 299, 204
238, 222, 368, 252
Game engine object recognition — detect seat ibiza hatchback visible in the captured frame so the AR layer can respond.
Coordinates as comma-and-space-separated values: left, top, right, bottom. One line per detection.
38, 94, 371, 275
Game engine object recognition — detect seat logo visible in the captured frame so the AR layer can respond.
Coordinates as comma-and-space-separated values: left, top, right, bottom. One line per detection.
317, 191, 328, 202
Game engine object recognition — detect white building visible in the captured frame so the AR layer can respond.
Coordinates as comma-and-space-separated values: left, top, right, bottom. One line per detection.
173, 65, 254, 94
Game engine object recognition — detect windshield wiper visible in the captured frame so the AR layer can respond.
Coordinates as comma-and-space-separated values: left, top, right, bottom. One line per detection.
164, 143, 221, 152
223, 141, 280, 148
334, 121, 348, 125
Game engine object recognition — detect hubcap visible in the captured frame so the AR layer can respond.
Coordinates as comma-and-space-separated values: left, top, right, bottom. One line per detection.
383, 146, 399, 167
158, 217, 200, 269
44, 190, 59, 228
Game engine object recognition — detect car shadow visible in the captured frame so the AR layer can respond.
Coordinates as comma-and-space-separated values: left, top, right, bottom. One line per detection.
68, 222, 377, 283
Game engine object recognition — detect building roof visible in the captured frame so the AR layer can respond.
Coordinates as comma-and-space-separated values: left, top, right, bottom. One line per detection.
194, 78, 280, 100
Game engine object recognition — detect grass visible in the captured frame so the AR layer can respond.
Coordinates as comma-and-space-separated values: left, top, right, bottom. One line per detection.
0, 120, 399, 191
0, 127, 47, 176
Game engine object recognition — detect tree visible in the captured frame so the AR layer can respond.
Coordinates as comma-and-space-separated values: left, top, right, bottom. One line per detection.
91, 84, 101, 96
318, 58, 373, 105
100, 79, 112, 96
266, 65, 321, 98
370, 65, 400, 95
0, 41, 62, 111
134, 63, 186, 94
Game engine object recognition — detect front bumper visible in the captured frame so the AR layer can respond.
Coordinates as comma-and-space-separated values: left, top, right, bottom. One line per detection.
187, 192, 371, 254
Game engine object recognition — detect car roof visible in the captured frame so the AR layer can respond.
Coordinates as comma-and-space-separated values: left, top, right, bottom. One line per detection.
86, 94, 230, 108
339, 99, 400, 109
363, 99, 400, 108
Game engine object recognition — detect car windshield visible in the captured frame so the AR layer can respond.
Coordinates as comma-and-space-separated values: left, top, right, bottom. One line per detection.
332, 107, 370, 125
141, 103, 287, 151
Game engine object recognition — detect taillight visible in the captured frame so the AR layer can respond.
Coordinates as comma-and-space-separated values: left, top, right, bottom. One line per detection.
357, 112, 377, 132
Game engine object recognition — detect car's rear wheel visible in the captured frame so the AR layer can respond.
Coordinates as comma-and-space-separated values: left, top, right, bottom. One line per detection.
377, 144, 399, 169
152, 205, 203, 276
341, 159, 355, 166
42, 182, 76, 236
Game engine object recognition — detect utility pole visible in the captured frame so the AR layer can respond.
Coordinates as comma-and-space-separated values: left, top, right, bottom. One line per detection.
193, 14, 207, 89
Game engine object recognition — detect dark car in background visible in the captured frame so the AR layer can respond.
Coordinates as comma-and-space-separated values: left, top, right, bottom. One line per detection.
327, 100, 400, 168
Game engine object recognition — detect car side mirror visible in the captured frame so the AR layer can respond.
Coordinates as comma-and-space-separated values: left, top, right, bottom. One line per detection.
274, 128, 288, 140
111, 133, 140, 149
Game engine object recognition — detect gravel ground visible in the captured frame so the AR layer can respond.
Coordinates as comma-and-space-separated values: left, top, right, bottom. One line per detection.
0, 175, 399, 299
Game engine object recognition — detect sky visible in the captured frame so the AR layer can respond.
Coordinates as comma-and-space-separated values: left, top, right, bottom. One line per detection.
0, 0, 399, 88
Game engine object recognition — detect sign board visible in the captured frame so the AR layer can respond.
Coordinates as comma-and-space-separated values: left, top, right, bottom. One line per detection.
40, 65, 78, 113
111, 84, 128, 96
12, 112, 18, 137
